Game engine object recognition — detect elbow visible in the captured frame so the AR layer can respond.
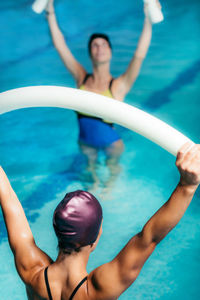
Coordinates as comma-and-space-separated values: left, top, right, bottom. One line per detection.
152, 236, 161, 245
134, 52, 146, 60
54, 43, 61, 51
139, 227, 158, 248
53, 39, 63, 51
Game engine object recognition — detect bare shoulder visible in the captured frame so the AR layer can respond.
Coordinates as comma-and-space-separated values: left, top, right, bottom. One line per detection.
86, 261, 124, 300
25, 257, 53, 300
17, 244, 53, 291
86, 235, 156, 300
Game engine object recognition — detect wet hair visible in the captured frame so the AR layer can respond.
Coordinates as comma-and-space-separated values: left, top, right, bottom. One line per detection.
88, 33, 112, 56
53, 190, 103, 253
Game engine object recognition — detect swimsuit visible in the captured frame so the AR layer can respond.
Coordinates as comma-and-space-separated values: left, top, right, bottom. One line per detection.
77, 74, 121, 148
44, 267, 87, 300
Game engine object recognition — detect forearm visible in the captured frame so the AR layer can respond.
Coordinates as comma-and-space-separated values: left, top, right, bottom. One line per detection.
134, 17, 152, 59
0, 166, 12, 203
142, 183, 197, 245
46, 11, 67, 50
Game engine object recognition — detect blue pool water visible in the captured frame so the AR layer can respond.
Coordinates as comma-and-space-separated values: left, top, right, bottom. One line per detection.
0, 0, 200, 299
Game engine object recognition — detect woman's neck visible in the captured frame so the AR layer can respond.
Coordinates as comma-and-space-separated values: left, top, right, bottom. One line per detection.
54, 248, 90, 274
92, 62, 112, 82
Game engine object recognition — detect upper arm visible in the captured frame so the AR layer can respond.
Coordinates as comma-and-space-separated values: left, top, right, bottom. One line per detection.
112, 56, 144, 99
113, 232, 156, 282
56, 42, 87, 85
89, 232, 156, 299
0, 167, 52, 284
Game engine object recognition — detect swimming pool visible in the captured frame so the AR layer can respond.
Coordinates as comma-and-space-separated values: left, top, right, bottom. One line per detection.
0, 0, 200, 299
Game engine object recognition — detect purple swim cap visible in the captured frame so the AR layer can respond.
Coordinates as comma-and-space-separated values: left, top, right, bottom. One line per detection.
53, 190, 102, 250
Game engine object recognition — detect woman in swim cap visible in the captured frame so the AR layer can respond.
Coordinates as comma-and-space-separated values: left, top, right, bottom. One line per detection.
45, 0, 160, 193
1, 143, 200, 299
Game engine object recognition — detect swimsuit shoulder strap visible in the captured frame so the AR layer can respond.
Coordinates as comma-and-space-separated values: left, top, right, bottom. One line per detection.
69, 276, 87, 300
82, 73, 92, 85
108, 77, 114, 97
109, 77, 114, 90
82, 74, 114, 89
44, 267, 87, 300
44, 267, 53, 300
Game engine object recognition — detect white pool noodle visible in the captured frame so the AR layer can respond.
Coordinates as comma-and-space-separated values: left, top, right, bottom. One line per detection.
32, 0, 49, 14
0, 86, 192, 156
144, 0, 164, 24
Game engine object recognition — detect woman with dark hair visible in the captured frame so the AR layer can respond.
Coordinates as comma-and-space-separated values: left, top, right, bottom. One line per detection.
45, 0, 160, 190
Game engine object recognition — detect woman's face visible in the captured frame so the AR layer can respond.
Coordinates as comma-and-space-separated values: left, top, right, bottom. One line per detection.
90, 38, 112, 64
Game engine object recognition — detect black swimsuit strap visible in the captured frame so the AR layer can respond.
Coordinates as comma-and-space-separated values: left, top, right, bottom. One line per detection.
109, 77, 114, 90
69, 276, 87, 300
44, 267, 87, 300
82, 74, 114, 94
82, 73, 92, 85
44, 267, 53, 300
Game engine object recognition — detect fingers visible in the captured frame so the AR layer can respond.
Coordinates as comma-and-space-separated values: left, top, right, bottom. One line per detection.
156, 0, 162, 10
178, 142, 195, 155
176, 143, 200, 186
46, 0, 54, 11
176, 142, 195, 165
176, 142, 196, 171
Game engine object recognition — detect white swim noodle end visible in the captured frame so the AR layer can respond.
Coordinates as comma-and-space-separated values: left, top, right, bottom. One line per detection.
0, 86, 193, 156
144, 0, 164, 24
32, 0, 49, 14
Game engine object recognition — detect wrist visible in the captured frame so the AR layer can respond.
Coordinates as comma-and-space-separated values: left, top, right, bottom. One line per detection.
144, 16, 152, 25
46, 10, 55, 16
178, 181, 198, 195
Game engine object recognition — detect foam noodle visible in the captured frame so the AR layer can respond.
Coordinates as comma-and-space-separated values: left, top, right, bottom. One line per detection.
144, 0, 164, 24
0, 86, 193, 156
32, 0, 49, 14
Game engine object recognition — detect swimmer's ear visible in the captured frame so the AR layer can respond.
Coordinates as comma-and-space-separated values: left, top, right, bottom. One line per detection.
90, 243, 97, 252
